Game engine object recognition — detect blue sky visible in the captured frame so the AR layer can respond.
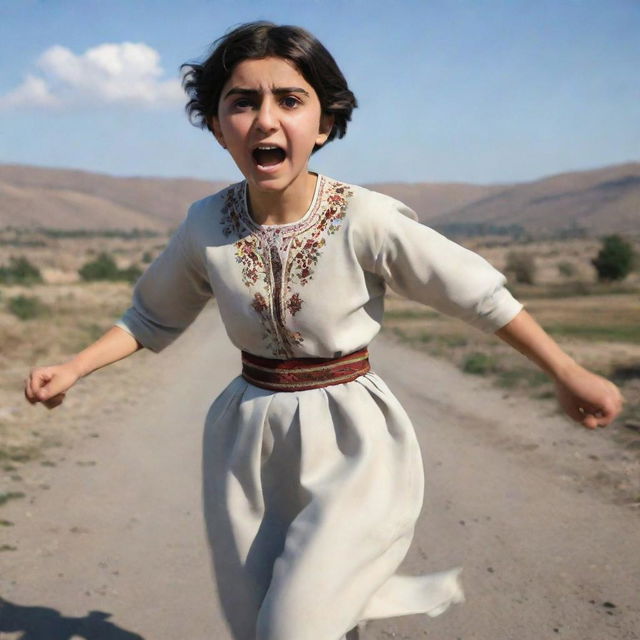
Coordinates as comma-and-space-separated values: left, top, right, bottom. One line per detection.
0, 0, 638, 185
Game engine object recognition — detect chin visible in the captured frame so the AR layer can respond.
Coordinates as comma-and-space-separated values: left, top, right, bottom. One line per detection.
249, 171, 307, 192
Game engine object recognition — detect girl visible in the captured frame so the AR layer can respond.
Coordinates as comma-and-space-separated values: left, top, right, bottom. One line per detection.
25, 21, 623, 640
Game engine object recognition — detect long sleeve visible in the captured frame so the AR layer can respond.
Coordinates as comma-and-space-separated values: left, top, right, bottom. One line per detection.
115, 205, 214, 352
374, 202, 523, 333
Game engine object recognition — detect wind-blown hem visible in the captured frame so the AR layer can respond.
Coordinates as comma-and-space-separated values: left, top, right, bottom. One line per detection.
359, 567, 465, 621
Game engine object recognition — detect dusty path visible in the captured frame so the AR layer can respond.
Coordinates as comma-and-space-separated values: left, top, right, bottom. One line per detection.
1, 305, 638, 640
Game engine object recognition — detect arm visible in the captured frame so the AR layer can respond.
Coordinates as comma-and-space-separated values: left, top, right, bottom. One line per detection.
26, 202, 213, 411
367, 199, 622, 428
25, 325, 143, 410
495, 309, 623, 429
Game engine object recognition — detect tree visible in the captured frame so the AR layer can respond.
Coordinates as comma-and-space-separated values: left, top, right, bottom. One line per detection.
79, 252, 120, 281
591, 235, 635, 282
0, 256, 43, 284
505, 251, 536, 285
79, 252, 142, 283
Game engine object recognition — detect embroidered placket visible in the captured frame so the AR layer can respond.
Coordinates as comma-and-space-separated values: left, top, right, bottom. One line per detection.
220, 176, 353, 357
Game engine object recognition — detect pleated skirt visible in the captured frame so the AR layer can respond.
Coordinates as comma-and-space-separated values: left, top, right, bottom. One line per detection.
201, 369, 464, 640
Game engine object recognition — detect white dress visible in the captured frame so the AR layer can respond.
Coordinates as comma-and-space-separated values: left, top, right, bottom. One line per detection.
115, 173, 523, 640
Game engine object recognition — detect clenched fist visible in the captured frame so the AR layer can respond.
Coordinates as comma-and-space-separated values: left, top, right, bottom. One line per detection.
24, 362, 80, 410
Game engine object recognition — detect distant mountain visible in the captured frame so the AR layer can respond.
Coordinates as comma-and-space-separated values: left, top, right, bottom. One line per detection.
0, 164, 229, 231
426, 162, 640, 236
362, 181, 507, 223
0, 162, 638, 235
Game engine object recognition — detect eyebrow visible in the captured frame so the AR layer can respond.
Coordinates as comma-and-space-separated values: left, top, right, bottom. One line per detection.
223, 86, 311, 100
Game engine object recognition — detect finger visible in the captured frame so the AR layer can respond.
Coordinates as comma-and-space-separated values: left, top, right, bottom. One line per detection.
31, 370, 54, 400
32, 368, 53, 387
578, 405, 604, 429
38, 375, 67, 402
594, 395, 623, 426
24, 377, 38, 404
582, 409, 615, 429
567, 403, 587, 423
579, 400, 618, 428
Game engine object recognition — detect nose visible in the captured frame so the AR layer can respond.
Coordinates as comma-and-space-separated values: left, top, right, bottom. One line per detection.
254, 96, 278, 134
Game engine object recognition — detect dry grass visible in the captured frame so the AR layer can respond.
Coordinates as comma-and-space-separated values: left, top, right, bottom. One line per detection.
382, 285, 640, 455
1, 232, 639, 488
0, 228, 165, 284
0, 281, 155, 474
382, 233, 640, 436
0, 231, 170, 477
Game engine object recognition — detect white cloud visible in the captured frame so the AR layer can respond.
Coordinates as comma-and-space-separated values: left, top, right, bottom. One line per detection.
0, 74, 61, 109
0, 42, 183, 110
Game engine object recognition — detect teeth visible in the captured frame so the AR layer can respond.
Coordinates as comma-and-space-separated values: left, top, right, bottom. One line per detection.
256, 145, 279, 150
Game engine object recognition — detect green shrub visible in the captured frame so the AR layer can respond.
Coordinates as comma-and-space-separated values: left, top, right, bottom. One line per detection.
79, 252, 120, 281
0, 256, 43, 284
79, 252, 141, 283
592, 235, 635, 282
462, 352, 497, 375
505, 251, 536, 284
119, 265, 142, 283
496, 367, 549, 389
0, 491, 25, 506
7, 295, 49, 320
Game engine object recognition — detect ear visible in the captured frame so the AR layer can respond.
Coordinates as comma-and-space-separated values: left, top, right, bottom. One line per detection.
315, 113, 335, 147
209, 115, 227, 149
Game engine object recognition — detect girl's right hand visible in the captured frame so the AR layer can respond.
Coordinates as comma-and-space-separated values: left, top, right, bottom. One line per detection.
24, 362, 81, 410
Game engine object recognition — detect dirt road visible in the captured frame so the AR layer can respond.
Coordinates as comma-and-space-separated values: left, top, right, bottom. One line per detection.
1, 305, 638, 639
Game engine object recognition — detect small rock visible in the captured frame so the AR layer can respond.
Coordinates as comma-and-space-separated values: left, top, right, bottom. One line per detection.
70, 526, 89, 534
624, 421, 640, 433
602, 601, 616, 608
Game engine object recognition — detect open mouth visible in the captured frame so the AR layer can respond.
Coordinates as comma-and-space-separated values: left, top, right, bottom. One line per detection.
252, 145, 286, 168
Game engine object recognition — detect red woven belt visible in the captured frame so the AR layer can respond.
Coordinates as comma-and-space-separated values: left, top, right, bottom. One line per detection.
241, 347, 370, 392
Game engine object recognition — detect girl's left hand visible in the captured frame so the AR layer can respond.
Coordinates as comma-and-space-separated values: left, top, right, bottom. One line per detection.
553, 363, 624, 429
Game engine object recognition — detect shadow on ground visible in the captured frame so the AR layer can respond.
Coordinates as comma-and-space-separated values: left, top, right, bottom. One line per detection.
0, 597, 144, 639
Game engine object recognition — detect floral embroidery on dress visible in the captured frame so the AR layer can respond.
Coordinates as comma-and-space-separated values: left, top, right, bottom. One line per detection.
221, 189, 266, 288
286, 293, 302, 315
220, 176, 353, 357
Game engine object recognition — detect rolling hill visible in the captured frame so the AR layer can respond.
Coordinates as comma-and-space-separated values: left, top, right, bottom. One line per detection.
1, 161, 638, 236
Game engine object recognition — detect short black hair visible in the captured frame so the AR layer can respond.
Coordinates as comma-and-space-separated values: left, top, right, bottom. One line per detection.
180, 21, 357, 153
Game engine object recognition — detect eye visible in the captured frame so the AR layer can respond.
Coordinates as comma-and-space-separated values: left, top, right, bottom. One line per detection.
231, 97, 254, 109
281, 95, 300, 109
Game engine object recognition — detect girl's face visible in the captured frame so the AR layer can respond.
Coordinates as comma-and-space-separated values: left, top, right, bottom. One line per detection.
210, 56, 334, 196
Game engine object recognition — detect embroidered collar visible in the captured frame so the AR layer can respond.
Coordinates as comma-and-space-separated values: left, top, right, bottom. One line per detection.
219, 174, 354, 357
239, 174, 328, 236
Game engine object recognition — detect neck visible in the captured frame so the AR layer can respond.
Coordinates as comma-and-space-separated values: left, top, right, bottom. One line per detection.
247, 172, 318, 225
